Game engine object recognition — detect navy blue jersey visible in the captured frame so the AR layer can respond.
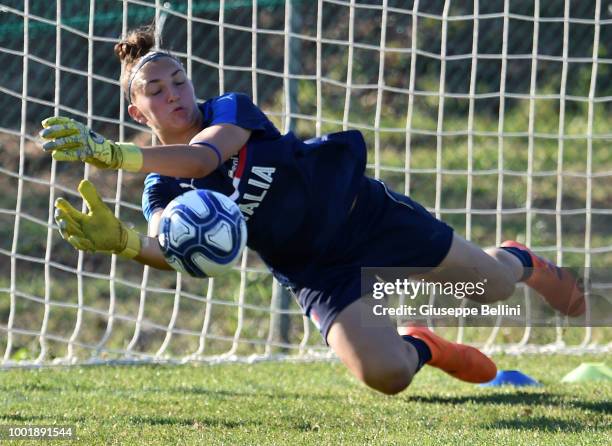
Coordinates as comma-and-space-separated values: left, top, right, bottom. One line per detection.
142, 92, 366, 285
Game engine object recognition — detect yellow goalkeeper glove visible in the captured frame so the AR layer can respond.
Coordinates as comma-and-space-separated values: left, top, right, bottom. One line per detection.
54, 180, 141, 259
40, 116, 143, 172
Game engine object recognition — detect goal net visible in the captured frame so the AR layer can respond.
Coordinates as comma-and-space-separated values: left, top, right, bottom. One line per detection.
1, 0, 610, 367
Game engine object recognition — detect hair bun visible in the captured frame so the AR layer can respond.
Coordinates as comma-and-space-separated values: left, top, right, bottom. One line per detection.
114, 26, 155, 65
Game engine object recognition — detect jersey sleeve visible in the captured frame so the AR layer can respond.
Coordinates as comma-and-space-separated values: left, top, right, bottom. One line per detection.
141, 173, 181, 222
208, 92, 270, 131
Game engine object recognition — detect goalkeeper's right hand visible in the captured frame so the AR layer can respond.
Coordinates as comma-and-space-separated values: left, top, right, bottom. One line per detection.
54, 180, 141, 259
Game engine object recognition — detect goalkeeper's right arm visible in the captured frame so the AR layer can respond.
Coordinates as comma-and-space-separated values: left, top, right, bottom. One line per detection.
134, 235, 173, 270
54, 179, 172, 271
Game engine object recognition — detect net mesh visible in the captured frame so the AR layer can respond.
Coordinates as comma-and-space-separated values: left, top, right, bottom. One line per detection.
1, 0, 611, 367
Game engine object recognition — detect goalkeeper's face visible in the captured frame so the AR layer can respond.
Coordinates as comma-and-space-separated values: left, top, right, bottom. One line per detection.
127, 57, 200, 140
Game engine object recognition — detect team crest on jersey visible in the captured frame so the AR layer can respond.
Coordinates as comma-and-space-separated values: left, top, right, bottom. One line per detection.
227, 155, 239, 179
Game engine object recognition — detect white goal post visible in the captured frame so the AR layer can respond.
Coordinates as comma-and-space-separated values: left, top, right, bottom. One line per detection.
1, 0, 611, 367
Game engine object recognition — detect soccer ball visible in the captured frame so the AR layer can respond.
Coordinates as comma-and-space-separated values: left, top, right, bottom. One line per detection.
157, 189, 247, 278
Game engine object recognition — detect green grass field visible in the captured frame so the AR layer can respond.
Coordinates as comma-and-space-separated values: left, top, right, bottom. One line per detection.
1, 354, 610, 445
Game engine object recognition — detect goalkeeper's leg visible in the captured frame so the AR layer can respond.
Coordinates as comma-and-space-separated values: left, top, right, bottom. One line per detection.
325, 297, 418, 395
412, 233, 521, 304
325, 297, 497, 395
416, 233, 585, 316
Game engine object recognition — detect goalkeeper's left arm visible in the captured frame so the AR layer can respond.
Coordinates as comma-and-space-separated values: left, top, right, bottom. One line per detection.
39, 116, 249, 179
55, 179, 172, 270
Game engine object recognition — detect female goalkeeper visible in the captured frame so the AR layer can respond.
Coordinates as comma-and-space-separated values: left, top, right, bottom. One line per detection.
39, 27, 585, 395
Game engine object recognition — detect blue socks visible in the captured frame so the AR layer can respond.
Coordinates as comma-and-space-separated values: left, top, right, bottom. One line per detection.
500, 246, 533, 281
401, 335, 432, 372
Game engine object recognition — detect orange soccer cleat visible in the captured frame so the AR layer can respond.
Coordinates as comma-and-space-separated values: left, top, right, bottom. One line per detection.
501, 240, 586, 317
399, 326, 497, 383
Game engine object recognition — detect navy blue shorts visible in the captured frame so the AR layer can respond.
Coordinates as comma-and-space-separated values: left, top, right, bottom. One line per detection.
296, 176, 454, 342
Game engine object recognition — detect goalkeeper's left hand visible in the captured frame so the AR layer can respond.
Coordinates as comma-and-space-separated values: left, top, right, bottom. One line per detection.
40, 116, 143, 172
54, 180, 141, 258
